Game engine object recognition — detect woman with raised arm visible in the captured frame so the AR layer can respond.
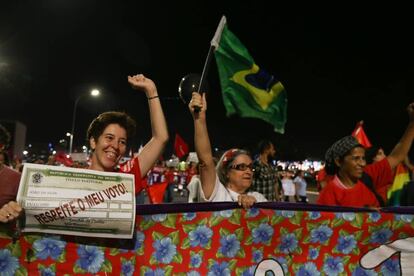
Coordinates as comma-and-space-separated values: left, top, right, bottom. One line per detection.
0, 74, 168, 223
317, 102, 414, 208
189, 92, 266, 209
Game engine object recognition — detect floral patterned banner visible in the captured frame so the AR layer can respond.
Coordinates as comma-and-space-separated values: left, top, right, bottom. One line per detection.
1, 202, 414, 275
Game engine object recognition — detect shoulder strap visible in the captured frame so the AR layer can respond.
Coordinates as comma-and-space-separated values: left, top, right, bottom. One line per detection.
360, 172, 385, 207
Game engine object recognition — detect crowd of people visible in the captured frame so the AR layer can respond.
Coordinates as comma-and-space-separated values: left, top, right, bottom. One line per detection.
1, 74, 414, 226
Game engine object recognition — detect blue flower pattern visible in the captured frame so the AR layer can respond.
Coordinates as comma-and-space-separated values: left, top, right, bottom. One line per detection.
279, 233, 298, 254
252, 249, 263, 263
40, 267, 55, 276
380, 258, 399, 275
134, 231, 145, 250
297, 262, 320, 276
336, 235, 357, 254
369, 212, 381, 222
252, 223, 274, 244
214, 209, 233, 218
208, 261, 230, 276
308, 211, 321, 220
241, 265, 256, 276
33, 237, 66, 260
308, 247, 319, 260
0, 249, 19, 275
144, 268, 165, 276
190, 253, 202, 268
76, 245, 105, 273
323, 256, 344, 276
310, 225, 333, 243
183, 212, 197, 221
352, 266, 378, 276
370, 228, 393, 244
153, 237, 177, 264
219, 234, 240, 258
189, 225, 213, 248
1, 208, 411, 274
121, 260, 134, 276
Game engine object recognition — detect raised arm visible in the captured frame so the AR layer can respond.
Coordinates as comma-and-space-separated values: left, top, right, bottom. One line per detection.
189, 92, 216, 199
128, 74, 169, 176
386, 103, 414, 170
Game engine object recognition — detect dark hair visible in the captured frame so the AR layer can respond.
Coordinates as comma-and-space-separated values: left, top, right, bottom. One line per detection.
257, 140, 274, 154
365, 146, 381, 165
0, 151, 10, 166
87, 111, 136, 143
0, 124, 11, 148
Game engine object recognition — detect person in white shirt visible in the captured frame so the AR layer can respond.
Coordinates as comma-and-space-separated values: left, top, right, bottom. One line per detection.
293, 170, 308, 203
188, 92, 267, 208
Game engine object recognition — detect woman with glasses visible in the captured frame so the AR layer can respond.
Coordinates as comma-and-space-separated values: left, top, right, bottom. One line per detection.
189, 92, 266, 208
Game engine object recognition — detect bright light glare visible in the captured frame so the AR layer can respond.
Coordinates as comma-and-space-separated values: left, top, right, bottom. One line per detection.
66, 132, 71, 137
91, 89, 100, 96
23, 150, 28, 155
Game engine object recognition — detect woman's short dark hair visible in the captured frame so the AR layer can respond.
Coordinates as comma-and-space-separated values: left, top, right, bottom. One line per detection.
0, 124, 11, 148
257, 140, 273, 154
87, 111, 136, 143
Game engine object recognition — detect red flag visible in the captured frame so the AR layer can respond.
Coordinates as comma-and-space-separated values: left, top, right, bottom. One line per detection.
174, 133, 189, 159
352, 121, 372, 148
147, 181, 168, 204
55, 152, 74, 167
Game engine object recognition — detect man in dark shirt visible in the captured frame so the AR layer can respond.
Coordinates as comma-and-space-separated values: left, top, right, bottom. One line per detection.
251, 140, 280, 201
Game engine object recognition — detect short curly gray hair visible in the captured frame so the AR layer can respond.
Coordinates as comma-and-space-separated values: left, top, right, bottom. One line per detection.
216, 148, 250, 185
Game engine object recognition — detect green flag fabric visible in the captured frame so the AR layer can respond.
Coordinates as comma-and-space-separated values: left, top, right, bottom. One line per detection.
213, 24, 287, 133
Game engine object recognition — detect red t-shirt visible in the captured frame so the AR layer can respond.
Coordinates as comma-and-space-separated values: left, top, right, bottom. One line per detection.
119, 157, 144, 194
317, 158, 393, 208
0, 166, 21, 207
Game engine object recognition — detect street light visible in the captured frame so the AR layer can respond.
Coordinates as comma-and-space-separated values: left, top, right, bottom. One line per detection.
69, 89, 100, 155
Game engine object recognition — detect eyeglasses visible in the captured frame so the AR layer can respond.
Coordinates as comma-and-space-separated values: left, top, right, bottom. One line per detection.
230, 163, 254, 171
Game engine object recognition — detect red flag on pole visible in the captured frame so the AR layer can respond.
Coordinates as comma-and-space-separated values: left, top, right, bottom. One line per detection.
352, 121, 372, 148
174, 133, 189, 158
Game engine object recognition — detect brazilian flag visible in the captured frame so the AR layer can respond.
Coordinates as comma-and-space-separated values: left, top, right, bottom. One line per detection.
213, 24, 287, 133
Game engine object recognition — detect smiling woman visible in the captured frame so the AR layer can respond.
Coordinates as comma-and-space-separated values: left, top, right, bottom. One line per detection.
317, 102, 414, 208
188, 92, 267, 208
87, 74, 169, 177
0, 74, 169, 224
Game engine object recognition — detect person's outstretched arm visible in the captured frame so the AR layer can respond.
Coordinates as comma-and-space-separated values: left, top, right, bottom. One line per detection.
189, 92, 216, 199
386, 103, 414, 170
128, 74, 169, 176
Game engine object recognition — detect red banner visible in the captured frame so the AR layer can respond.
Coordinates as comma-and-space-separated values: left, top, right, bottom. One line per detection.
174, 133, 189, 159
0, 203, 413, 274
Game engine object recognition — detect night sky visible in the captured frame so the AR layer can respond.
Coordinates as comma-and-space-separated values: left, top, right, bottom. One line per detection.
1, 2, 414, 160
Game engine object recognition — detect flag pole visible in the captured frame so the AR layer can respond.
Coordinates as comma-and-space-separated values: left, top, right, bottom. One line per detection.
198, 15, 227, 94
198, 46, 214, 93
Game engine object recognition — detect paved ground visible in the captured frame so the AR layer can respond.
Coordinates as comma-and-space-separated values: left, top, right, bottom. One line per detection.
306, 190, 319, 204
